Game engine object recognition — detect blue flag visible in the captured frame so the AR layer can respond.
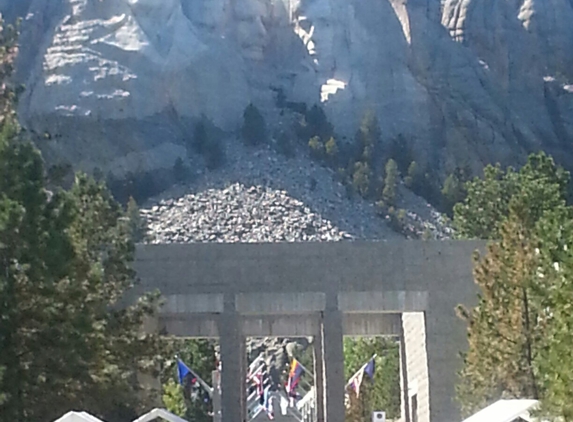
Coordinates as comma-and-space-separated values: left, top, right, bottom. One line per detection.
177, 358, 198, 386
364, 357, 376, 380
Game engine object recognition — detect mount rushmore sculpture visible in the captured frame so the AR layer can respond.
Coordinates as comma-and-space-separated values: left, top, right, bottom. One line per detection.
2, 0, 573, 178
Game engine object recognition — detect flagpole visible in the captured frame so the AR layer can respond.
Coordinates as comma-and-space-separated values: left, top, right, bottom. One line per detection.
345, 354, 377, 388
176, 355, 215, 398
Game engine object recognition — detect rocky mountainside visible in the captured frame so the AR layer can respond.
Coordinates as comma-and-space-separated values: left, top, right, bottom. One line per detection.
2, 0, 573, 180
141, 143, 452, 241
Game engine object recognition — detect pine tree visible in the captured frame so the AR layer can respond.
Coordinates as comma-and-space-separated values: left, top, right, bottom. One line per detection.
0, 106, 162, 422
382, 159, 399, 205
352, 161, 372, 198
192, 118, 208, 155
456, 214, 542, 416
325, 137, 339, 160
455, 152, 573, 418
441, 169, 467, 216
308, 136, 324, 160
453, 153, 568, 239
241, 103, 267, 146
532, 209, 573, 420
126, 196, 148, 243
355, 110, 381, 165
404, 161, 419, 189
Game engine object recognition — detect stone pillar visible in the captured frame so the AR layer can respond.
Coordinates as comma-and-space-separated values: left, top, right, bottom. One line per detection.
212, 370, 222, 422
219, 294, 246, 422
321, 294, 345, 422
399, 315, 411, 422
313, 331, 325, 422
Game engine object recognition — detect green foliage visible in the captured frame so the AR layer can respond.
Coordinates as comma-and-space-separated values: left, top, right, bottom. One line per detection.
0, 162, 163, 421
325, 137, 339, 159
405, 161, 421, 190
192, 118, 208, 155
441, 169, 468, 216
162, 339, 216, 422
457, 215, 543, 416
191, 117, 225, 170
355, 110, 381, 164
308, 136, 325, 160
387, 135, 414, 174
352, 161, 372, 198
0, 31, 162, 417
382, 159, 399, 205
387, 207, 407, 233
306, 105, 333, 141
456, 152, 573, 420
241, 103, 267, 147
126, 196, 148, 243
422, 227, 433, 240
453, 153, 569, 239
163, 380, 188, 417
533, 210, 573, 420
173, 157, 190, 182
343, 337, 400, 420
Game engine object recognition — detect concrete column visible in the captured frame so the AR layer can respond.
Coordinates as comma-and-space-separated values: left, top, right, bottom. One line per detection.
313, 331, 325, 422
219, 294, 246, 422
321, 294, 345, 422
212, 370, 222, 422
399, 316, 411, 422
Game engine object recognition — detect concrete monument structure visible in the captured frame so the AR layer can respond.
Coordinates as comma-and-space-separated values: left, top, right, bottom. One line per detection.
133, 240, 485, 422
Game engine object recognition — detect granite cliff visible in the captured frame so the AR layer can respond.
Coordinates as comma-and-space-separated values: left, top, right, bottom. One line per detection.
2, 0, 573, 179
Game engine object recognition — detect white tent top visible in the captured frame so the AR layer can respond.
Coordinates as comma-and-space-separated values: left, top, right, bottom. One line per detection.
462, 399, 539, 422
131, 408, 189, 422
53, 411, 106, 422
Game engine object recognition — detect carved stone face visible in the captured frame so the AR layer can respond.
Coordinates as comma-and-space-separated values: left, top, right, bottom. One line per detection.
296, 0, 336, 68
182, 0, 227, 32
234, 0, 270, 61
127, 0, 177, 15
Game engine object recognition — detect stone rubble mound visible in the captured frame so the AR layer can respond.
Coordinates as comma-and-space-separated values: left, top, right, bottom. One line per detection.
143, 183, 354, 243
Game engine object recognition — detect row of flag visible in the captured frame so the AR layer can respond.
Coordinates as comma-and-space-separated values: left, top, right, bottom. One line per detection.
175, 354, 376, 418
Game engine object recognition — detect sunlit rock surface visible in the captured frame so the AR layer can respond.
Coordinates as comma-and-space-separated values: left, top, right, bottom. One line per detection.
3, 0, 573, 177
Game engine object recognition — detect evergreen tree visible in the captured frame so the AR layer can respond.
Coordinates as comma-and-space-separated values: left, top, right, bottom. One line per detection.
352, 162, 372, 198
404, 161, 419, 190
532, 209, 573, 420
192, 118, 208, 155
173, 157, 189, 182
441, 169, 467, 216
453, 153, 568, 239
355, 110, 381, 165
241, 103, 267, 146
455, 152, 573, 419
325, 136, 339, 161
0, 94, 162, 422
382, 159, 399, 205
308, 136, 325, 160
456, 214, 543, 416
126, 196, 148, 243
306, 104, 333, 141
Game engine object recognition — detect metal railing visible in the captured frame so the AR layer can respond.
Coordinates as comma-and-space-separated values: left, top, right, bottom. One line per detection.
246, 355, 316, 422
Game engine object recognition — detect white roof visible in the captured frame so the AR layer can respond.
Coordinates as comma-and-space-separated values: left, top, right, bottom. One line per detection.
53, 411, 106, 422
462, 399, 539, 422
132, 408, 189, 422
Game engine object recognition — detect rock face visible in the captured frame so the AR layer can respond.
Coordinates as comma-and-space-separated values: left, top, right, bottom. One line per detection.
4, 0, 573, 177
